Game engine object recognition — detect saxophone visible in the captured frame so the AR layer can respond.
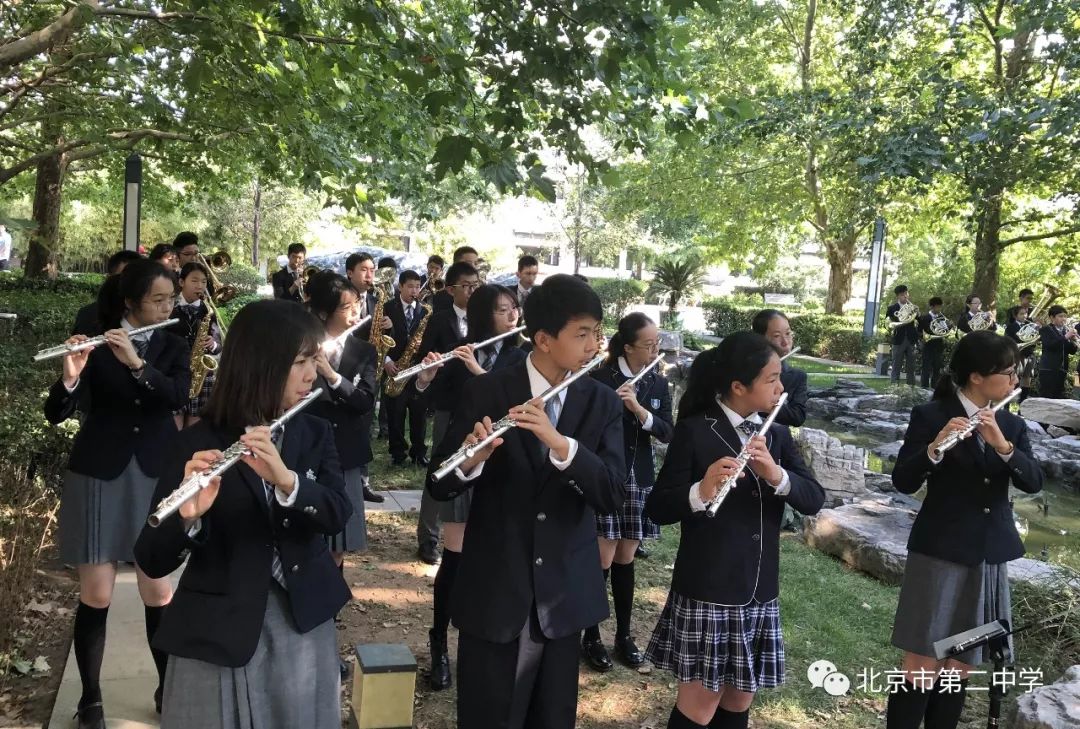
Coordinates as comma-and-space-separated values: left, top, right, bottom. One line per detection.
383, 301, 432, 398
371, 268, 396, 384
188, 305, 218, 399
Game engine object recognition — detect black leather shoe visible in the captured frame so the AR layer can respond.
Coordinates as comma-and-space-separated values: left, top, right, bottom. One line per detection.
614, 634, 645, 667
581, 637, 613, 673
377, 428, 388, 439
363, 486, 385, 503
391, 457, 408, 467
154, 685, 163, 714
635, 544, 650, 559
339, 657, 350, 680
429, 629, 452, 691
74, 701, 106, 729
412, 455, 430, 467
417, 543, 440, 565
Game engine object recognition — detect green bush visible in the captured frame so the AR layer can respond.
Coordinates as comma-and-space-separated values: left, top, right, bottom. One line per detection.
702, 298, 758, 335
219, 293, 263, 329
218, 262, 264, 296
590, 277, 647, 323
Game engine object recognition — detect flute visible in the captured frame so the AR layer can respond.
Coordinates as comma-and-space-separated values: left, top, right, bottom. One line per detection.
930, 387, 1022, 459
147, 388, 323, 527
432, 354, 605, 481
704, 393, 789, 517
623, 354, 665, 388
33, 318, 180, 362
321, 315, 372, 353
780, 346, 801, 362
392, 326, 527, 383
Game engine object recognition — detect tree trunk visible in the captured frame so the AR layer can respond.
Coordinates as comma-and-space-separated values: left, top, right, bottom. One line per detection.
25, 134, 66, 279
251, 178, 261, 267
823, 231, 857, 314
972, 191, 1003, 311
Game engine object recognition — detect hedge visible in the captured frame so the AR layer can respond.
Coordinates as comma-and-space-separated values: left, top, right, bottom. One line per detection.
590, 277, 648, 323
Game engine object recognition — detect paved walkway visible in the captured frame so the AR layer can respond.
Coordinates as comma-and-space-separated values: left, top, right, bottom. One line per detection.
47, 490, 423, 728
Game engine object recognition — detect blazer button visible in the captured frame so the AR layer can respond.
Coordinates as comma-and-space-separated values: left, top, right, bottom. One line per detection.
568, 480, 577, 487
536, 512, 546, 522
984, 478, 991, 485
133, 426, 140, 434
751, 534, 760, 541
751, 490, 759, 497
332, 422, 338, 429
134, 398, 141, 405
983, 507, 991, 515
291, 564, 299, 573
282, 518, 290, 528
534, 557, 543, 567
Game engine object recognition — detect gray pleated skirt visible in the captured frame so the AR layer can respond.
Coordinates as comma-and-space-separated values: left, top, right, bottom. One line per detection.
160, 585, 340, 729
59, 457, 157, 565
891, 551, 1013, 665
431, 409, 473, 523
327, 466, 368, 553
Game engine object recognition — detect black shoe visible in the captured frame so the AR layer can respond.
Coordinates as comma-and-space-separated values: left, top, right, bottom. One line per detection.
412, 455, 430, 467
614, 634, 645, 667
417, 543, 440, 565
363, 486, 385, 503
581, 636, 613, 673
154, 685, 162, 714
339, 657, 350, 681
74, 701, 105, 729
429, 629, 452, 691
635, 544, 650, 559
391, 456, 408, 467
377, 429, 388, 439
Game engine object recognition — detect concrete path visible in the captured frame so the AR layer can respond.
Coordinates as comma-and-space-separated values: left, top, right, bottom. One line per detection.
47, 490, 423, 728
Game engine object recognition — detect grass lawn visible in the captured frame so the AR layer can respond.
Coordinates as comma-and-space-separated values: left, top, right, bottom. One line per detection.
788, 356, 871, 375
806, 373, 893, 393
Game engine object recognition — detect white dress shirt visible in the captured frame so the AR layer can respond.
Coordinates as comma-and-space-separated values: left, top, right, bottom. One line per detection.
453, 304, 468, 338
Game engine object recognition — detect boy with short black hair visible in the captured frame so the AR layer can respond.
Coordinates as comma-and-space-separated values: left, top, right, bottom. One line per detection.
272, 243, 307, 302
918, 297, 948, 388
516, 254, 540, 307
428, 273, 626, 729
383, 270, 429, 465
887, 284, 920, 385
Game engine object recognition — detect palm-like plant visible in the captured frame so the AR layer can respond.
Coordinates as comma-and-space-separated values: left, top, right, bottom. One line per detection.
648, 253, 708, 323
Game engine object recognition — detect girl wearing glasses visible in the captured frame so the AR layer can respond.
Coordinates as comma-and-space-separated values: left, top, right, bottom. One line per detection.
581, 313, 675, 673
887, 331, 1043, 729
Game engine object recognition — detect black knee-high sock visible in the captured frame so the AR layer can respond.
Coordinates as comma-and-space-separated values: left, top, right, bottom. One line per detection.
709, 707, 749, 729
74, 602, 109, 709
886, 681, 932, 729
924, 679, 968, 729
611, 560, 635, 638
432, 549, 460, 639
583, 568, 611, 643
144, 605, 169, 690
667, 706, 707, 729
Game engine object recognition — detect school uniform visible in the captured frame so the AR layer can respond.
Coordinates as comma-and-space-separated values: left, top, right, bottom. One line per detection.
419, 305, 468, 360
352, 288, 379, 340
426, 356, 626, 729
72, 301, 102, 337
890, 392, 1042, 664
308, 336, 378, 552
515, 283, 533, 309
134, 413, 351, 729
887, 302, 920, 385
1038, 324, 1078, 398
271, 266, 303, 302
44, 321, 190, 564
169, 296, 222, 415
918, 312, 948, 388
1004, 319, 1036, 394
593, 357, 673, 541
643, 402, 825, 693
383, 296, 430, 462
431, 289, 453, 314
957, 310, 997, 334
776, 362, 808, 427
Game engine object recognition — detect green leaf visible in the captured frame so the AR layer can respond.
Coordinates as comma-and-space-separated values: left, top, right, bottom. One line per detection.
430, 135, 473, 178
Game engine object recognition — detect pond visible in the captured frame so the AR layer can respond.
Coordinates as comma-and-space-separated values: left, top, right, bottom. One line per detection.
802, 417, 1080, 568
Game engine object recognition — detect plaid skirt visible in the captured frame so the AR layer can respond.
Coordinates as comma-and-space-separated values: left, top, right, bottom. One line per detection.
645, 591, 785, 693
596, 468, 660, 541
180, 368, 215, 416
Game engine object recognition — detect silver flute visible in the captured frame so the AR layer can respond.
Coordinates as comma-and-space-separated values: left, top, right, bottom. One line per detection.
623, 354, 665, 388
147, 388, 323, 527
321, 315, 372, 353
392, 326, 527, 382
432, 354, 605, 481
780, 346, 801, 362
33, 318, 180, 362
704, 393, 789, 517
930, 387, 1022, 459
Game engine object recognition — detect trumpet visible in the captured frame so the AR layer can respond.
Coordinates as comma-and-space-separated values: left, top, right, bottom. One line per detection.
196, 251, 239, 306
704, 393, 788, 517
779, 346, 801, 362
33, 319, 180, 362
889, 302, 920, 329
930, 388, 1022, 459
392, 326, 527, 383
148, 388, 323, 527
432, 354, 605, 481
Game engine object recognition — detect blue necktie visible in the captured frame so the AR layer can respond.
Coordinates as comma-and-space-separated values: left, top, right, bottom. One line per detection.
405, 304, 414, 330
538, 396, 561, 460
263, 427, 287, 589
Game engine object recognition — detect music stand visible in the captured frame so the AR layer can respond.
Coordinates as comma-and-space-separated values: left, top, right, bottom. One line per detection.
934, 620, 1011, 728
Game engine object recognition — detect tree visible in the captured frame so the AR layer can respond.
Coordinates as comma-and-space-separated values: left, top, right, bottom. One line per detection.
649, 252, 708, 324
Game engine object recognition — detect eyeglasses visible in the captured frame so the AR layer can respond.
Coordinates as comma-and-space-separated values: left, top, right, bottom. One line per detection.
450, 282, 481, 292
633, 340, 661, 350
994, 369, 1019, 380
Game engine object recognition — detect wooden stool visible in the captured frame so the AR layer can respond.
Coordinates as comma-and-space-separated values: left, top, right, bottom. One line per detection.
350, 643, 417, 729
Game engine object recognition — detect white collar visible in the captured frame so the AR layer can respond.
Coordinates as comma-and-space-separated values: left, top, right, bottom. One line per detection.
716, 398, 762, 432
453, 304, 467, 320
400, 296, 414, 309
956, 390, 988, 418
525, 353, 570, 403
178, 294, 201, 307
121, 317, 153, 341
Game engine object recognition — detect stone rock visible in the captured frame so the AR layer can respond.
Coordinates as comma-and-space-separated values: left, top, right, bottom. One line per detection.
1009, 559, 1079, 592
1042, 437, 1080, 483
1024, 419, 1050, 441
1047, 425, 1070, 439
864, 470, 895, 493
856, 394, 901, 412
806, 398, 849, 421
1021, 398, 1080, 430
1010, 664, 1080, 729
873, 441, 904, 461
795, 428, 868, 507
833, 416, 906, 440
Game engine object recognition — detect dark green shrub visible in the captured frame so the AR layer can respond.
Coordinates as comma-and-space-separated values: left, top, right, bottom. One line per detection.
590, 277, 648, 323
218, 262, 263, 295
702, 298, 757, 335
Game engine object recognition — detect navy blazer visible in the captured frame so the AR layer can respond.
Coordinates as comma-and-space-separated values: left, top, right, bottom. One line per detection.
384, 297, 429, 362
418, 307, 466, 362
957, 310, 998, 334
592, 360, 674, 488
44, 330, 190, 480
168, 302, 222, 354
134, 414, 352, 667
645, 407, 825, 605
887, 302, 921, 345
431, 289, 453, 314
271, 267, 302, 302
426, 362, 626, 643
1038, 324, 1078, 373
892, 396, 1043, 565
354, 289, 380, 340
776, 363, 809, 427
426, 341, 527, 413
918, 313, 948, 352
71, 301, 101, 337
308, 337, 378, 469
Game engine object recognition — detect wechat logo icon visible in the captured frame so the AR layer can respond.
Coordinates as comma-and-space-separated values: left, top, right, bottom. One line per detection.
807, 659, 851, 697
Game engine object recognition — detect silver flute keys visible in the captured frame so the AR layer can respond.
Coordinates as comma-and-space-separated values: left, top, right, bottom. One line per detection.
392, 326, 528, 383
432, 354, 605, 481
704, 393, 789, 517
147, 388, 324, 527
33, 318, 180, 362
930, 387, 1022, 459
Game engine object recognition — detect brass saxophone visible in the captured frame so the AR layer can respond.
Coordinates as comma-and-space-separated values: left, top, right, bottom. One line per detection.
384, 301, 432, 398
188, 305, 218, 399
371, 268, 396, 384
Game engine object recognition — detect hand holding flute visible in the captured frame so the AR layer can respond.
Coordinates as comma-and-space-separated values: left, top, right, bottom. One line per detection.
928, 387, 1021, 459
